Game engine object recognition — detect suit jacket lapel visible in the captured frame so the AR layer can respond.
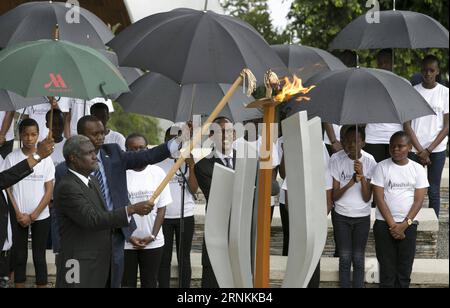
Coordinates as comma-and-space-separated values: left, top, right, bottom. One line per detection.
69, 173, 107, 212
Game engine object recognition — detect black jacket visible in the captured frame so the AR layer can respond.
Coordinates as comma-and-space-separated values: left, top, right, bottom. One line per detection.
0, 159, 33, 249
54, 171, 129, 288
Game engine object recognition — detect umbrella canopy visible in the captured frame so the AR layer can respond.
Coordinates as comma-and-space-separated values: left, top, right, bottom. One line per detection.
0, 1, 113, 49
0, 90, 46, 111
272, 44, 346, 81
98, 49, 144, 85
0, 39, 129, 100
330, 10, 449, 49
108, 8, 286, 85
117, 72, 261, 122
285, 67, 435, 125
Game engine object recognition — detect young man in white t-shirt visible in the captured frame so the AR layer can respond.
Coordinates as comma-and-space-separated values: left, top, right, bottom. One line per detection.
90, 102, 126, 151
122, 133, 172, 288
404, 55, 449, 218
0, 111, 15, 159
58, 97, 114, 138
157, 127, 199, 288
330, 126, 377, 288
372, 131, 429, 288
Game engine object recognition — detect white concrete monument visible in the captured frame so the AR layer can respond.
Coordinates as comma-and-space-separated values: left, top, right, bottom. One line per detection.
206, 110, 328, 288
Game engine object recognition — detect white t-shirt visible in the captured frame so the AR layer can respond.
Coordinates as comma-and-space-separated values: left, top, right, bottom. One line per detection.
4, 149, 55, 221
0, 111, 14, 141
280, 143, 333, 204
412, 83, 449, 153
330, 150, 377, 217
124, 165, 172, 250
51, 138, 66, 167
156, 158, 195, 219
104, 130, 126, 151
365, 123, 403, 144
58, 97, 114, 137
323, 124, 342, 145
372, 158, 429, 222
22, 99, 52, 141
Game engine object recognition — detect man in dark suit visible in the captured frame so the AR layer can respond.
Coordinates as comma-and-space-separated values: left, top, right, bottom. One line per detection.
195, 117, 236, 288
54, 116, 178, 288
54, 135, 153, 288
1, 138, 55, 288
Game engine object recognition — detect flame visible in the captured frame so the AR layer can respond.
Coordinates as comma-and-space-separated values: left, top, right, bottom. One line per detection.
273, 75, 316, 103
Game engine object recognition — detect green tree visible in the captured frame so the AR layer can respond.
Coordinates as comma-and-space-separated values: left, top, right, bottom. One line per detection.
107, 24, 161, 144
109, 102, 162, 145
287, 0, 449, 82
222, 0, 291, 44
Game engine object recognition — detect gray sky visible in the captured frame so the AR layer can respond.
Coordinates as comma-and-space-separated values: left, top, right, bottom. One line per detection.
268, 0, 293, 30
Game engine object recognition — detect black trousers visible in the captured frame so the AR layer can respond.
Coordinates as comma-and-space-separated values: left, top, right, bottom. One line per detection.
122, 247, 163, 288
0, 250, 11, 278
373, 220, 417, 288
13, 217, 50, 285
158, 216, 195, 288
270, 204, 289, 256
0, 140, 13, 159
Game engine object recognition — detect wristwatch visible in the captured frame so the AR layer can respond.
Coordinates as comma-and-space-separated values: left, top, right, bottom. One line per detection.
405, 217, 413, 226
32, 153, 42, 163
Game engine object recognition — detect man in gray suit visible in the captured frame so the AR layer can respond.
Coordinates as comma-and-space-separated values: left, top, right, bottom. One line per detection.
54, 136, 153, 288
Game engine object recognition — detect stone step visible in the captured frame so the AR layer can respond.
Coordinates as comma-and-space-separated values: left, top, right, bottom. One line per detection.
193, 205, 440, 259
26, 251, 449, 288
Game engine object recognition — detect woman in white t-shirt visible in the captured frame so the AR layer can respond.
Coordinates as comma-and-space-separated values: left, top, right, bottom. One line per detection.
330, 126, 377, 288
404, 55, 449, 218
4, 119, 54, 288
122, 133, 172, 288
157, 128, 199, 288
372, 131, 429, 288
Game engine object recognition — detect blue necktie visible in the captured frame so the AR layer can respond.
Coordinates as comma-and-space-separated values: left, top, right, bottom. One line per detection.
93, 168, 109, 210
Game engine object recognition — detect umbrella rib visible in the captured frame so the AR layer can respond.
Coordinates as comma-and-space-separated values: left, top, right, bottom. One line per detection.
368, 70, 404, 124
399, 12, 414, 49
62, 44, 92, 99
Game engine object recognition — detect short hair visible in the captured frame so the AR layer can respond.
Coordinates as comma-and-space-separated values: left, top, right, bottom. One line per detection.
45, 109, 63, 123
63, 135, 92, 162
125, 133, 148, 150
390, 131, 410, 144
77, 115, 101, 135
377, 48, 392, 60
344, 125, 365, 142
422, 54, 440, 68
19, 118, 39, 134
90, 102, 109, 115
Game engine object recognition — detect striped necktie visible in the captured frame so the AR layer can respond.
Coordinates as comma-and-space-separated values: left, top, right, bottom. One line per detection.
93, 168, 109, 209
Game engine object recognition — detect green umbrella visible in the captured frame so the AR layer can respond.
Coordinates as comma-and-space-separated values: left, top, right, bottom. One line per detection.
0, 39, 129, 100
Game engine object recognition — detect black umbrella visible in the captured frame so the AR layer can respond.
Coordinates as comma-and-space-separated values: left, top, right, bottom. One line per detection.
98, 50, 144, 85
108, 8, 286, 85
0, 89, 45, 111
117, 72, 261, 123
285, 67, 435, 158
330, 10, 449, 49
272, 44, 346, 81
286, 67, 434, 125
0, 1, 113, 49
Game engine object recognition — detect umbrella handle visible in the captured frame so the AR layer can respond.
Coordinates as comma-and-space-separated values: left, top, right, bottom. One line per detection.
148, 69, 255, 204
47, 97, 55, 140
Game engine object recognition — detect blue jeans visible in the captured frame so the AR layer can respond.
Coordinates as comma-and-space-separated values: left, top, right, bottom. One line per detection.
409, 151, 446, 217
333, 211, 370, 288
